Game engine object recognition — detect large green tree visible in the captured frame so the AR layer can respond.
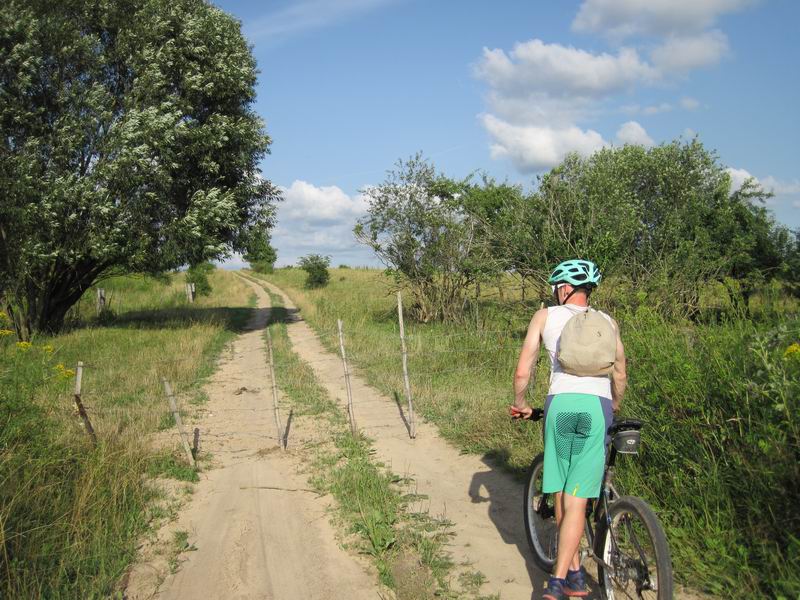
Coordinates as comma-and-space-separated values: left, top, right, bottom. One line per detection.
505, 140, 791, 314
0, 0, 280, 339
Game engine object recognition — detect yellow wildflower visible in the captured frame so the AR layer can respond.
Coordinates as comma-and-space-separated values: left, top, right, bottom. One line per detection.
784, 343, 800, 361
54, 363, 75, 378
0, 329, 14, 337
42, 344, 54, 353
16, 341, 32, 351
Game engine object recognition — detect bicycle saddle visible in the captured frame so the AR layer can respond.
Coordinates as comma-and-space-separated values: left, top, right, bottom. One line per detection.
608, 418, 643, 436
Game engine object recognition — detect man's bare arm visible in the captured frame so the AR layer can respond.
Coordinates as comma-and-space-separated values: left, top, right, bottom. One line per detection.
512, 308, 548, 411
610, 319, 627, 412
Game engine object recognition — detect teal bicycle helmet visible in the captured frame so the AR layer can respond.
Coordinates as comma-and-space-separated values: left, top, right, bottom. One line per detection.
548, 259, 601, 288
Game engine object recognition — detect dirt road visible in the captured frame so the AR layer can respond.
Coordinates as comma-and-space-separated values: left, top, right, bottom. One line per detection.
126, 280, 379, 600
253, 277, 554, 600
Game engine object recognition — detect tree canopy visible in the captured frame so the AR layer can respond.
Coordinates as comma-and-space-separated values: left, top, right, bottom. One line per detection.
357, 142, 798, 321
0, 0, 280, 338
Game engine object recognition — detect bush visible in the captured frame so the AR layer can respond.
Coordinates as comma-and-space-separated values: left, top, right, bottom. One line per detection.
298, 254, 331, 288
250, 261, 274, 274
185, 262, 214, 296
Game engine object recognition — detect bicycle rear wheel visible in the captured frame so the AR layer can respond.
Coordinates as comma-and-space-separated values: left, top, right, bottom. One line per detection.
595, 496, 673, 600
523, 453, 558, 572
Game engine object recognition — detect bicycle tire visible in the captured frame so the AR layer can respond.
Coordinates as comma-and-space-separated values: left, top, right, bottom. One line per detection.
523, 453, 558, 572
595, 496, 673, 600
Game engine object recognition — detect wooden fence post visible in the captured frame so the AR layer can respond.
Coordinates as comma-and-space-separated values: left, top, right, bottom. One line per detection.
73, 361, 98, 446
396, 293, 416, 439
192, 427, 200, 459
266, 328, 285, 449
162, 378, 196, 468
96, 288, 106, 315
337, 319, 357, 435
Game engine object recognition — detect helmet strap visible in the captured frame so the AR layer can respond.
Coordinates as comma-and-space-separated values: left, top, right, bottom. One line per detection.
561, 286, 586, 306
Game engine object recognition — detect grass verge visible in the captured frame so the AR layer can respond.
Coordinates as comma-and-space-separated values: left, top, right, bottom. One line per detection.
0, 269, 254, 599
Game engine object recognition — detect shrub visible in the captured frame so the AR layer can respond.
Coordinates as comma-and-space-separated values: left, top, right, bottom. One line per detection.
298, 254, 331, 288
185, 263, 214, 296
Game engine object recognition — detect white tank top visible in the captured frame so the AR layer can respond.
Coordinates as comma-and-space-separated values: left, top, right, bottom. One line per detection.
542, 304, 613, 398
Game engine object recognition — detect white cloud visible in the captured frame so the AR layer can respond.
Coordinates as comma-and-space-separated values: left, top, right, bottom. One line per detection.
280, 180, 367, 224
651, 30, 730, 73
482, 114, 607, 172
761, 176, 800, 196
793, 200, 800, 209
680, 96, 700, 110
573, 0, 754, 39
682, 127, 697, 138
476, 40, 657, 102
244, 0, 401, 42
270, 180, 376, 266
615, 121, 655, 146
726, 167, 756, 191
475, 1, 757, 174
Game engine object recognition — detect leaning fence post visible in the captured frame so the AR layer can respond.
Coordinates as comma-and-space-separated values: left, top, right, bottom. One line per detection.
265, 328, 285, 449
73, 361, 98, 446
96, 288, 106, 315
337, 319, 357, 435
396, 293, 416, 439
162, 378, 196, 468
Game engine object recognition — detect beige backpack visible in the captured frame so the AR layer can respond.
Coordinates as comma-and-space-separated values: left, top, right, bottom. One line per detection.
558, 309, 617, 377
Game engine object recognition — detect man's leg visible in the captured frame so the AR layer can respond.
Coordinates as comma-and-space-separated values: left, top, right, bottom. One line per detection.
553, 492, 587, 579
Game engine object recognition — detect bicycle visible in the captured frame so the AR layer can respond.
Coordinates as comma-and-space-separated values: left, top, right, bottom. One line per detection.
522, 408, 673, 600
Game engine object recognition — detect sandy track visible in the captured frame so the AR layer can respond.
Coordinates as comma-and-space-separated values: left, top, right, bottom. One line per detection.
253, 277, 552, 600
126, 279, 379, 600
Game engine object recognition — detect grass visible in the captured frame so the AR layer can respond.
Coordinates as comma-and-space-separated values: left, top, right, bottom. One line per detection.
250, 267, 800, 599
0, 268, 254, 599
259, 283, 492, 600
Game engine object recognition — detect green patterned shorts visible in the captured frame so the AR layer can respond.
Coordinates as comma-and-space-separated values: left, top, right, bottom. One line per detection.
542, 393, 613, 499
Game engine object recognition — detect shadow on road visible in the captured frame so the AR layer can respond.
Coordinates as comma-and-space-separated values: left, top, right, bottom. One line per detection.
468, 453, 602, 599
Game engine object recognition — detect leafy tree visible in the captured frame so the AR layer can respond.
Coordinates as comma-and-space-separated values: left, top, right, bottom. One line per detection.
243, 225, 278, 273
354, 154, 495, 322
512, 140, 790, 315
298, 254, 330, 288
0, 0, 280, 339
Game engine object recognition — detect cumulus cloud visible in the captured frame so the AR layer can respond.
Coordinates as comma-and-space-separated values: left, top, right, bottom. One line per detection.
270, 180, 374, 266
615, 121, 655, 146
572, 0, 754, 39
279, 180, 367, 224
475, 1, 757, 174
476, 41, 656, 103
651, 30, 730, 73
726, 167, 756, 192
482, 115, 607, 172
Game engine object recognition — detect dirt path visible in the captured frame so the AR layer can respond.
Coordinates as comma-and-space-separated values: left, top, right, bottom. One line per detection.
126, 280, 379, 600
254, 277, 552, 600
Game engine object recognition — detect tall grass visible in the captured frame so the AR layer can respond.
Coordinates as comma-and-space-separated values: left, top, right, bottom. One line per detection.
253, 267, 800, 598
0, 269, 254, 598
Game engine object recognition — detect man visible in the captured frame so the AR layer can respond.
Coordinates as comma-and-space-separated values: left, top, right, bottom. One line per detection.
510, 259, 627, 600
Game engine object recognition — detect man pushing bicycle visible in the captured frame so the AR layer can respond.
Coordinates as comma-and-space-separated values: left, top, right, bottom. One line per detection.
510, 259, 627, 599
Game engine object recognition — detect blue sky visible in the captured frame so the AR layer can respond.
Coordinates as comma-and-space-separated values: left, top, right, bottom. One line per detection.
214, 0, 800, 268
